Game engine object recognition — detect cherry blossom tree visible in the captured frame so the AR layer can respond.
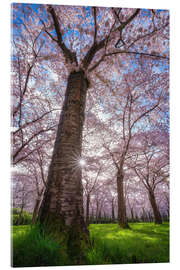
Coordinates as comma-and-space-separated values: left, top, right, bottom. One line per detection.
12, 169, 36, 224
131, 133, 169, 224
96, 60, 168, 227
12, 3, 169, 259
12, 8, 63, 165
23, 145, 51, 225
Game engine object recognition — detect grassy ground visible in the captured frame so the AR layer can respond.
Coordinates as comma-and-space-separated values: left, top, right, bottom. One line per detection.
12, 222, 169, 267
88, 223, 169, 264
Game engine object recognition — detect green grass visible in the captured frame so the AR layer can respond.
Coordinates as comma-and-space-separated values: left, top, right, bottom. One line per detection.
12, 222, 169, 267
12, 225, 70, 267
11, 208, 33, 225
87, 222, 169, 264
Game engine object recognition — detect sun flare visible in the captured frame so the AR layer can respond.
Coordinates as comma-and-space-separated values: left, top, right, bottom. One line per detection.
79, 159, 86, 167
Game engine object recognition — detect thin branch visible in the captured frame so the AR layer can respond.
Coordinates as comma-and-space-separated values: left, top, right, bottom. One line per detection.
112, 8, 123, 24
122, 94, 129, 141
45, 29, 58, 43
88, 54, 106, 72
88, 49, 168, 73
13, 125, 56, 164
13, 109, 60, 135
105, 50, 169, 60
130, 97, 161, 130
103, 144, 119, 170
93, 7, 97, 44
127, 22, 168, 50
13, 140, 49, 165
89, 164, 103, 193
114, 9, 140, 48
115, 9, 140, 33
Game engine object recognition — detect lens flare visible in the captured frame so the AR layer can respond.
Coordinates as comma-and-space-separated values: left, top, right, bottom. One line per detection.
79, 159, 86, 167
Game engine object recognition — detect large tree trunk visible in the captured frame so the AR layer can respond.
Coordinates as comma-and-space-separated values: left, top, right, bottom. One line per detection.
148, 189, 162, 224
85, 193, 90, 226
117, 170, 129, 228
38, 70, 89, 261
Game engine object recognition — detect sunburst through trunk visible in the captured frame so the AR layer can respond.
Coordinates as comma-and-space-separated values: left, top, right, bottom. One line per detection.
38, 70, 90, 260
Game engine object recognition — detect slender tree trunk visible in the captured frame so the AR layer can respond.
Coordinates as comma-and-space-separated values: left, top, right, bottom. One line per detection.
17, 204, 24, 225
141, 207, 146, 222
111, 199, 115, 223
85, 193, 90, 226
38, 70, 90, 261
32, 197, 41, 225
148, 211, 152, 222
117, 170, 129, 228
96, 201, 99, 223
90, 207, 94, 223
32, 189, 44, 225
130, 207, 134, 222
98, 209, 102, 221
148, 190, 162, 224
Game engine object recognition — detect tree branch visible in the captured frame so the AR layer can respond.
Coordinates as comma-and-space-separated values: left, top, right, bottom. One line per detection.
47, 5, 78, 65
13, 109, 60, 135
86, 9, 141, 71
130, 97, 161, 130
93, 7, 97, 44
82, 38, 106, 70
105, 50, 169, 60
13, 125, 56, 164
88, 50, 168, 73
114, 9, 140, 48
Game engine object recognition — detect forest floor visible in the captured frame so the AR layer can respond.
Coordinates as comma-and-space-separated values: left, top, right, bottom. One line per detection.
11, 222, 169, 267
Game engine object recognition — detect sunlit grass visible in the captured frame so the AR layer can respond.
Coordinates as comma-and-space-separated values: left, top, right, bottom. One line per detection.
12, 222, 169, 266
88, 222, 169, 264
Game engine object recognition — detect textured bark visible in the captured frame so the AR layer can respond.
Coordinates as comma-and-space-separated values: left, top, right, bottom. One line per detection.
38, 70, 90, 260
117, 170, 129, 228
148, 190, 162, 224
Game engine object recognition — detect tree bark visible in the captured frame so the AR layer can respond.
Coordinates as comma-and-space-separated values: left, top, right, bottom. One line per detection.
148, 189, 162, 224
32, 197, 41, 225
85, 193, 90, 226
38, 70, 90, 261
117, 170, 129, 228
32, 188, 45, 225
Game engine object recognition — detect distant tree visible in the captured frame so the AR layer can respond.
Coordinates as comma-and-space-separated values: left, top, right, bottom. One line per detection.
25, 146, 50, 225
83, 163, 104, 225
132, 135, 169, 224
100, 62, 168, 228
12, 171, 35, 224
